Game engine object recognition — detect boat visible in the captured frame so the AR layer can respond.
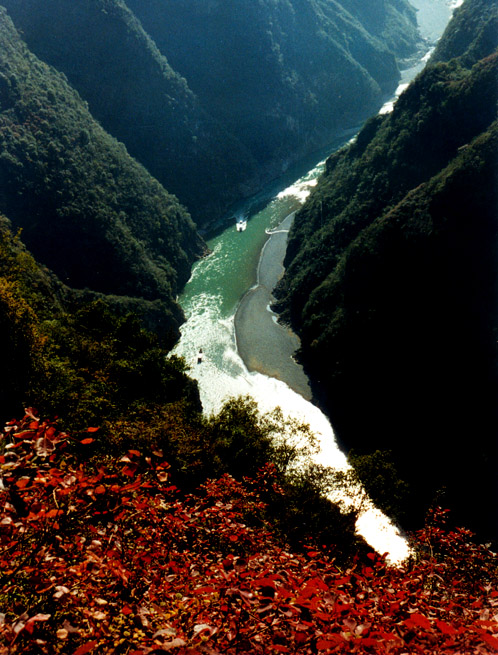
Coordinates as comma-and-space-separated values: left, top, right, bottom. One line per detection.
236, 219, 247, 232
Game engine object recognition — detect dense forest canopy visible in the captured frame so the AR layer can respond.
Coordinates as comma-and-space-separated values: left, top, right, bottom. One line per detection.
0, 0, 494, 543
274, 0, 498, 537
0, 0, 422, 438
0, 0, 260, 227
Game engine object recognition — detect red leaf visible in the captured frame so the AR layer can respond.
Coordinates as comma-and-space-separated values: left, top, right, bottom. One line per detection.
436, 620, 458, 635
315, 611, 332, 622
46, 509, 63, 518
24, 614, 51, 634
72, 640, 98, 655
403, 613, 432, 631
317, 635, 345, 649
86, 427, 100, 433
122, 464, 138, 477
80, 438, 94, 445
481, 634, 498, 650
13, 430, 34, 440
254, 578, 276, 589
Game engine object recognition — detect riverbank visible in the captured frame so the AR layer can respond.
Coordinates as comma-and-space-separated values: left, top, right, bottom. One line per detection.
234, 212, 312, 400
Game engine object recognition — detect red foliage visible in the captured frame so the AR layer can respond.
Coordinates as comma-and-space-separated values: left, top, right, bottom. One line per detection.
1, 412, 497, 654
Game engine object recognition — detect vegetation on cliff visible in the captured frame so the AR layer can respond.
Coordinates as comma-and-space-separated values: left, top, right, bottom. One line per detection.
274, 0, 498, 534
0, 2, 497, 650
125, 0, 419, 223
0, 9, 204, 327
0, 0, 258, 226
0, 0, 420, 227
0, 213, 200, 429
0, 210, 359, 562
430, 0, 498, 65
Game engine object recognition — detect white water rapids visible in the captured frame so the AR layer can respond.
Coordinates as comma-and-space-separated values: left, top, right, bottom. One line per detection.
172, 0, 460, 563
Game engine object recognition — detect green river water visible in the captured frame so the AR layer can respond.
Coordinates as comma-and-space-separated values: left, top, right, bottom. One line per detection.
171, 2, 459, 560
171, 141, 415, 563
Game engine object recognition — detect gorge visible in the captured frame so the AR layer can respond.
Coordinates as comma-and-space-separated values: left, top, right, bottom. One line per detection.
171, 1, 468, 559
0, 0, 494, 545
1, 1, 498, 652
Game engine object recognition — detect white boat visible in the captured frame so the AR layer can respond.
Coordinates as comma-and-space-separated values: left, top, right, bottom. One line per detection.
236, 219, 247, 232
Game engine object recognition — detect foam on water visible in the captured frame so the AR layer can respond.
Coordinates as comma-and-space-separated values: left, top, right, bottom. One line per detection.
379, 80, 411, 114
174, 213, 410, 563
171, 39, 463, 562
165, 0, 470, 564
276, 161, 324, 203
174, 300, 410, 562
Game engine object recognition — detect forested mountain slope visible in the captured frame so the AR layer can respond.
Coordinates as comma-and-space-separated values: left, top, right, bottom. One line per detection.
274, 0, 498, 535
0, 0, 258, 226
1, 0, 420, 228
0, 212, 202, 426
430, 0, 498, 64
0, 10, 204, 334
125, 0, 419, 223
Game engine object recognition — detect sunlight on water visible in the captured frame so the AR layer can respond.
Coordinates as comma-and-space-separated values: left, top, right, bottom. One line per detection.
170, 0, 460, 564
276, 162, 323, 203
172, 150, 411, 563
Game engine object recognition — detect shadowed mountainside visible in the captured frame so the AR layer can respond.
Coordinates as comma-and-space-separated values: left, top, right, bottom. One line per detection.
273, 0, 498, 536
2, 0, 419, 227
0, 0, 260, 226
0, 9, 205, 333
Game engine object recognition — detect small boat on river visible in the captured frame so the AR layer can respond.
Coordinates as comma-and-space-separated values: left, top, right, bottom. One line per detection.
236, 219, 247, 232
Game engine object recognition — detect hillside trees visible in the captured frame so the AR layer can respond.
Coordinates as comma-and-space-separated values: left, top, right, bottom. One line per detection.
273, 0, 498, 535
0, 210, 202, 434
0, 0, 259, 226
124, 0, 419, 221
0, 0, 420, 228
0, 9, 204, 334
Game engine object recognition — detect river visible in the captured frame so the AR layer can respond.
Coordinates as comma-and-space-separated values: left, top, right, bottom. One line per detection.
172, 0, 460, 563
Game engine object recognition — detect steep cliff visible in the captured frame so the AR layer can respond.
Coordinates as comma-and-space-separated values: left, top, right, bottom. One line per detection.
0, 9, 205, 338
0, 208, 202, 428
1, 0, 419, 227
430, 0, 498, 64
0, 0, 259, 226
274, 0, 498, 533
129, 0, 417, 164
107, 0, 418, 224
